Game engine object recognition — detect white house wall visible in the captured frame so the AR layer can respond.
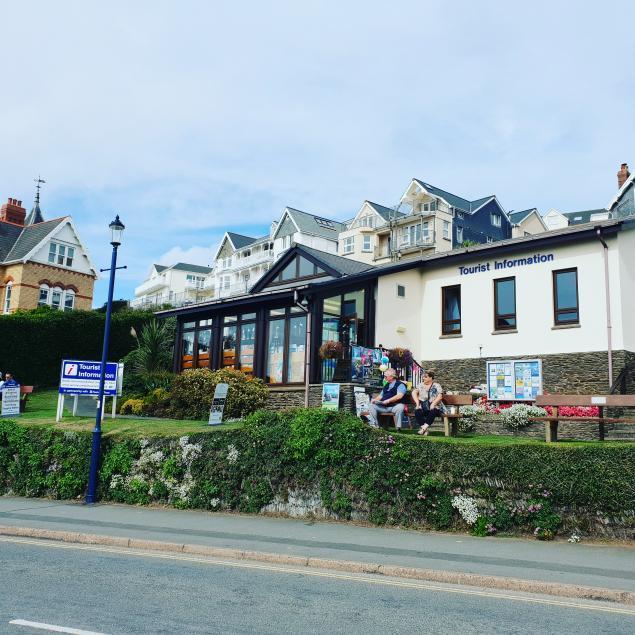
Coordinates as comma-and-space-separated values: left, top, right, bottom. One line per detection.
30, 221, 94, 275
375, 235, 626, 362
617, 228, 635, 352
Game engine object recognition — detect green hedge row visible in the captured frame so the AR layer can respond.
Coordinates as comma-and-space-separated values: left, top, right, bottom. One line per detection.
0, 308, 158, 387
1, 410, 634, 538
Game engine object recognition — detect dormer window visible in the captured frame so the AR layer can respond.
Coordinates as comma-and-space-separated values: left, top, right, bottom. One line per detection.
422, 201, 437, 212
48, 242, 75, 267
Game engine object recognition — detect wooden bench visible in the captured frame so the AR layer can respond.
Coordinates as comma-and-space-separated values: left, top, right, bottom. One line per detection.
20, 386, 34, 412
441, 395, 474, 437
532, 394, 635, 442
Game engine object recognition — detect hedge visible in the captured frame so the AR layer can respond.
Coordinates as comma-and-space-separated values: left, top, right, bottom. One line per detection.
1, 411, 634, 539
0, 308, 161, 387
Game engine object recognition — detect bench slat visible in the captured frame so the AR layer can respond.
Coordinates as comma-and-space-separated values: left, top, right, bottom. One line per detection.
535, 394, 635, 407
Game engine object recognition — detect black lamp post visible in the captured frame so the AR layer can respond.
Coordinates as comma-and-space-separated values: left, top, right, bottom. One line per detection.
86, 215, 125, 504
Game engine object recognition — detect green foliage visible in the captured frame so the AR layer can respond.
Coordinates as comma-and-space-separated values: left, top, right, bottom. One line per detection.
169, 368, 268, 420
125, 318, 175, 375
121, 399, 145, 416
0, 308, 161, 387
0, 412, 633, 540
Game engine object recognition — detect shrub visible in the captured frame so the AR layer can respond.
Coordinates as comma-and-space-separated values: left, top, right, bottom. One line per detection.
143, 388, 172, 417
500, 404, 546, 429
120, 399, 145, 416
169, 368, 268, 420
457, 405, 485, 432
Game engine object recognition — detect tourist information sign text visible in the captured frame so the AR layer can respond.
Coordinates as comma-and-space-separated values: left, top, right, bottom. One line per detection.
59, 360, 118, 396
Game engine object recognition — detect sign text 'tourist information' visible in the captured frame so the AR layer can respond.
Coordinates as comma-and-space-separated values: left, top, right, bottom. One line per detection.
59, 360, 118, 396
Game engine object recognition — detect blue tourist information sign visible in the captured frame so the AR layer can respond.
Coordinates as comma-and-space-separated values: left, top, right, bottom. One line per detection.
59, 359, 118, 396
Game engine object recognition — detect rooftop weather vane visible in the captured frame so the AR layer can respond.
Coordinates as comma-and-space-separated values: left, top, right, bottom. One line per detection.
34, 175, 45, 205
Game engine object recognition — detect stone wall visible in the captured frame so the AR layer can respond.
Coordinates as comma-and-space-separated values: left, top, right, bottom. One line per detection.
419, 349, 635, 394
267, 383, 365, 412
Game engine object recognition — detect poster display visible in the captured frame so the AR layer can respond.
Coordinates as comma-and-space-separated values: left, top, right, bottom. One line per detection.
1, 385, 20, 417
208, 383, 229, 425
353, 386, 370, 417
321, 383, 340, 410
351, 346, 383, 385
487, 359, 542, 401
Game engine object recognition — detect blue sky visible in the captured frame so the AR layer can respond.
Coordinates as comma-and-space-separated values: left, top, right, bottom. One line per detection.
1, 1, 634, 305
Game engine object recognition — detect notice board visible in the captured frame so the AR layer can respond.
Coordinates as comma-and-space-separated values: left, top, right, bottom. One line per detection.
487, 359, 542, 401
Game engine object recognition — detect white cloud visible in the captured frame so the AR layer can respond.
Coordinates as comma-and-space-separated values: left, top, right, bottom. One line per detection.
157, 245, 215, 268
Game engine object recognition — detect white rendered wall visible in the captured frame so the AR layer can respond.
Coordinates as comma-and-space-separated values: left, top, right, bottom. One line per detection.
617, 229, 635, 352
31, 221, 94, 275
375, 236, 625, 361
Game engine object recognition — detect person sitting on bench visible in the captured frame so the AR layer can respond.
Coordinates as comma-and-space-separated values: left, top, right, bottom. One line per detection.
0, 372, 18, 389
366, 368, 407, 429
412, 369, 445, 436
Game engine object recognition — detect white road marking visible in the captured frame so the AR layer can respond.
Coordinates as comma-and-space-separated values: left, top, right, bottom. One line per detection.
9, 619, 108, 634
3, 536, 635, 617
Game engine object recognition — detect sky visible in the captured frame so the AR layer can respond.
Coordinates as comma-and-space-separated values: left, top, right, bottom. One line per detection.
1, 1, 634, 306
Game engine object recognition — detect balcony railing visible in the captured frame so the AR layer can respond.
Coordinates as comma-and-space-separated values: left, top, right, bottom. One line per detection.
134, 277, 167, 296
130, 288, 214, 310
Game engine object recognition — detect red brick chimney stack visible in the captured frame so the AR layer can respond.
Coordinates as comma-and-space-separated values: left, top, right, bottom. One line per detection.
617, 163, 630, 189
0, 197, 27, 225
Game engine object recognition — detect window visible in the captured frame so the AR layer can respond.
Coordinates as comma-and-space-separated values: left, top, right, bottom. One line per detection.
315, 217, 335, 229
222, 313, 256, 376
443, 220, 450, 240
491, 213, 502, 227
401, 224, 422, 246
343, 236, 355, 254
38, 284, 50, 306
456, 227, 464, 243
186, 274, 205, 289
422, 201, 436, 212
283, 235, 291, 249
63, 290, 75, 312
486, 236, 494, 243
397, 284, 405, 298
362, 235, 372, 252
553, 268, 579, 325
266, 308, 307, 384
48, 243, 74, 267
179, 319, 213, 370
222, 276, 230, 290
442, 285, 461, 334
494, 277, 516, 330
51, 287, 63, 310
269, 256, 326, 286
3, 283, 12, 314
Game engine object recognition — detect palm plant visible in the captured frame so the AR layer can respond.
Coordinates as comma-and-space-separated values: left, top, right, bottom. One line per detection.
127, 318, 174, 374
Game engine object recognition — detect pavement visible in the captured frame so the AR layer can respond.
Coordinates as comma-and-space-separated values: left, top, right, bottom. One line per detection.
1, 495, 634, 605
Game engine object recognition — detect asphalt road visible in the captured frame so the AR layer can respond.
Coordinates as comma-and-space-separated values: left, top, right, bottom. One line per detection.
2, 538, 634, 635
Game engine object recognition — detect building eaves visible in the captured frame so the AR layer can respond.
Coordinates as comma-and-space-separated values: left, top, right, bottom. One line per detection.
170, 262, 214, 274
299, 245, 376, 276
508, 208, 537, 224
285, 207, 347, 239
366, 201, 405, 221
607, 172, 635, 211
413, 179, 472, 212
227, 232, 257, 249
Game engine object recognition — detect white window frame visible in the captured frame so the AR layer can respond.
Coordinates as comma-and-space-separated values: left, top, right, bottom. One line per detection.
38, 284, 50, 306
51, 287, 63, 310
3, 283, 12, 314
48, 242, 75, 267
422, 221, 430, 240
457, 227, 464, 243
442, 220, 450, 240
362, 235, 372, 252
490, 213, 502, 228
63, 289, 75, 312
343, 236, 355, 254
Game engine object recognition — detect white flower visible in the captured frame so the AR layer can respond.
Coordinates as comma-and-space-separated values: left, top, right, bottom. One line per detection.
110, 475, 123, 490
227, 444, 239, 464
452, 495, 479, 525
500, 404, 546, 429
210, 498, 220, 508
568, 533, 581, 543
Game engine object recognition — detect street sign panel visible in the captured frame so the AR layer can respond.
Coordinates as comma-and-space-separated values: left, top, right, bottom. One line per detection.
59, 360, 118, 396
208, 383, 229, 425
1, 385, 20, 417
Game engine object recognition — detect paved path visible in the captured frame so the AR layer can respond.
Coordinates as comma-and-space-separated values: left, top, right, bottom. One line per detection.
1, 496, 634, 598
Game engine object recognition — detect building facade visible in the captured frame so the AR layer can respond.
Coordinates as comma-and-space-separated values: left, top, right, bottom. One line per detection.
0, 197, 96, 313
161, 217, 634, 398
132, 262, 214, 309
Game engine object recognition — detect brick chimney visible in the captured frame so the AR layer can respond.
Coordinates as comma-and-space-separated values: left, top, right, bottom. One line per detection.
0, 198, 26, 225
617, 163, 630, 189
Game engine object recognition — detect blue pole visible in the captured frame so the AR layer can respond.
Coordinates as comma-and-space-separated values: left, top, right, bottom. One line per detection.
85, 243, 119, 504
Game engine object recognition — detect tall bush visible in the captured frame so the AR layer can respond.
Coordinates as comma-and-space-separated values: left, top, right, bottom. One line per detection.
0, 307, 166, 387
169, 368, 268, 420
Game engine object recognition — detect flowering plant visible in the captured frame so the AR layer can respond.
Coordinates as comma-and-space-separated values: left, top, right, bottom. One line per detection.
387, 347, 414, 368
500, 404, 547, 429
544, 405, 599, 417
451, 495, 479, 525
319, 340, 343, 359
457, 405, 485, 432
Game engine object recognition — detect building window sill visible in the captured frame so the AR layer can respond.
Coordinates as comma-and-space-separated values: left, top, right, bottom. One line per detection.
552, 323, 581, 330
439, 334, 462, 339
491, 329, 518, 335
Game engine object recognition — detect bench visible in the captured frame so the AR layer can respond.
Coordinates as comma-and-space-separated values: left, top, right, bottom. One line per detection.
532, 394, 635, 442
20, 386, 34, 412
441, 395, 474, 437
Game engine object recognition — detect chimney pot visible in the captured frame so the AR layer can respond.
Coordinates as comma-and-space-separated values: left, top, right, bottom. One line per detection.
618, 163, 631, 189
17, 200, 21, 206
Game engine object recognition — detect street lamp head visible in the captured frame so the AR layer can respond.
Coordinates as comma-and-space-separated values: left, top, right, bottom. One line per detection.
109, 215, 125, 246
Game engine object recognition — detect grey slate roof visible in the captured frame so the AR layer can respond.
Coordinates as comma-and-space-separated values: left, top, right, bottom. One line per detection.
366, 201, 405, 221
227, 232, 257, 249
413, 180, 472, 211
299, 245, 375, 276
470, 196, 495, 211
285, 207, 346, 239
153, 264, 168, 273
2, 217, 66, 263
563, 209, 608, 225
509, 208, 538, 224
171, 262, 213, 274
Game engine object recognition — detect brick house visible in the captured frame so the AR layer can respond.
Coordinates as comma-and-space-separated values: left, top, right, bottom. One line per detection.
0, 197, 97, 313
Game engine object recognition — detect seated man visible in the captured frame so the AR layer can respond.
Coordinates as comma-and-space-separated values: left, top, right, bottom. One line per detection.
366, 368, 407, 429
0, 372, 18, 390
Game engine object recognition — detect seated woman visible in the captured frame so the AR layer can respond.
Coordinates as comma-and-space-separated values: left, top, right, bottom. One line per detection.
412, 369, 445, 436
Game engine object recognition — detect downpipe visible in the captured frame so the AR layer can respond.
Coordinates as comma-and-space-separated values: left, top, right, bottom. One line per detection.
596, 228, 613, 388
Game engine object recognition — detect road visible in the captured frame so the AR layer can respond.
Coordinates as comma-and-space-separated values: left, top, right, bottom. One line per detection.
1, 537, 634, 635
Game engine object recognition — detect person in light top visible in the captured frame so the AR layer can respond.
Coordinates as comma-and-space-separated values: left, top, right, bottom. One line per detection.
412, 369, 446, 436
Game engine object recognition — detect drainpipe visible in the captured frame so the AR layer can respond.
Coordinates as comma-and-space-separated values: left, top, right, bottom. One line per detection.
294, 290, 311, 407
596, 228, 613, 388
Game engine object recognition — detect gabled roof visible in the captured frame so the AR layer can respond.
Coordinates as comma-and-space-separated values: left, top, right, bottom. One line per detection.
171, 262, 213, 274
250, 244, 374, 293
413, 180, 472, 212
153, 264, 168, 273
25, 203, 45, 226
2, 217, 67, 262
509, 208, 538, 224
282, 207, 346, 239
563, 209, 608, 225
366, 201, 405, 221
227, 232, 257, 249
0, 221, 24, 261
470, 196, 495, 212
